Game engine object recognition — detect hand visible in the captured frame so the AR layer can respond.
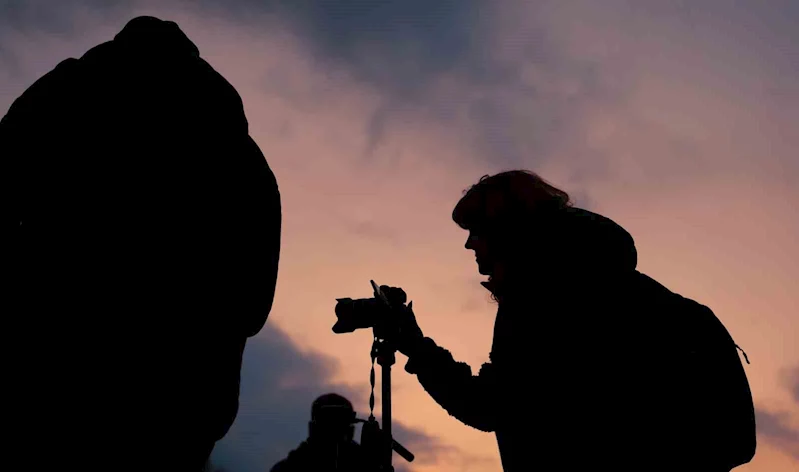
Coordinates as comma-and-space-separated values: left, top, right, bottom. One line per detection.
376, 285, 424, 357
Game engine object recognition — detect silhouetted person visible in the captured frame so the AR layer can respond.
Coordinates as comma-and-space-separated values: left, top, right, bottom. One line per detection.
270, 393, 371, 472
6, 16, 281, 471
376, 171, 756, 472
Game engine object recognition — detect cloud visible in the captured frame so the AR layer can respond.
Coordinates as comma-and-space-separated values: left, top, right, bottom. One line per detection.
0, 0, 479, 103
148, 0, 627, 174
4, 0, 798, 181
210, 325, 488, 472
755, 409, 799, 460
188, 0, 482, 96
339, 217, 403, 246
754, 365, 799, 461
176, 0, 625, 186
11, 0, 795, 194
0, 0, 131, 34
789, 366, 799, 405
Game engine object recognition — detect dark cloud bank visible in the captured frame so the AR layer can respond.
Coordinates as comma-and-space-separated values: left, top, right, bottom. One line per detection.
208, 325, 493, 472
0, 0, 613, 168
3, 0, 797, 172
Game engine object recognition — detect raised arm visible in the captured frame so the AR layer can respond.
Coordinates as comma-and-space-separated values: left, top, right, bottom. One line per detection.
404, 337, 498, 432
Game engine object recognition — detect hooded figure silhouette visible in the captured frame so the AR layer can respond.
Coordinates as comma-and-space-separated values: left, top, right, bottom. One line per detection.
7, 16, 281, 471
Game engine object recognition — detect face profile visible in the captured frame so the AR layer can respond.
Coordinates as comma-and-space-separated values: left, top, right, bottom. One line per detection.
465, 230, 495, 276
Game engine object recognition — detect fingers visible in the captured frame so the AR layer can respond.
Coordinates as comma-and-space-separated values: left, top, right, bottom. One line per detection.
380, 285, 407, 305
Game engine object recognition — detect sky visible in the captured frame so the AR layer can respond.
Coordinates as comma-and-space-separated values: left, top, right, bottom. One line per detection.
3, 0, 798, 471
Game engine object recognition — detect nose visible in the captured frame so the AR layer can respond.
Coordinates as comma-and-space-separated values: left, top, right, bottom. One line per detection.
465, 232, 477, 250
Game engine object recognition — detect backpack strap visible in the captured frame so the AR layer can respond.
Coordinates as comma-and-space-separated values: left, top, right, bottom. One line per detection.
736, 344, 750, 364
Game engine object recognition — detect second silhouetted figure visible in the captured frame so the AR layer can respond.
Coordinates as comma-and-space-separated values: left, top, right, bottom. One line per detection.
373, 170, 756, 472
271, 393, 372, 472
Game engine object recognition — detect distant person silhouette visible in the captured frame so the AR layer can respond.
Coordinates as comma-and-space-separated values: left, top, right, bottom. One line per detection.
376, 171, 756, 472
6, 16, 281, 471
270, 393, 371, 472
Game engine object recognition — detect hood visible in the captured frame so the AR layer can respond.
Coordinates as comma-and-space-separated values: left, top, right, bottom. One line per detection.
8, 14, 277, 338
113, 16, 200, 58
483, 206, 638, 296
553, 206, 638, 273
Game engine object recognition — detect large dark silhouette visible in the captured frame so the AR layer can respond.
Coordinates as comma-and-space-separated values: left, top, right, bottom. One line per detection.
372, 171, 756, 472
270, 393, 371, 472
6, 16, 281, 471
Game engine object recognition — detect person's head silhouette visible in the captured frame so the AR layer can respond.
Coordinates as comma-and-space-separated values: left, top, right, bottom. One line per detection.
308, 393, 357, 444
452, 170, 573, 294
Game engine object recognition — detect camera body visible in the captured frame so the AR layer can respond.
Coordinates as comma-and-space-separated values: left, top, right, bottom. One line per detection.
334, 280, 408, 337
332, 297, 388, 334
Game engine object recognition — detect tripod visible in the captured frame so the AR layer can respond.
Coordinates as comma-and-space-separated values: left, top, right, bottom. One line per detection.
335, 280, 414, 471
363, 332, 414, 470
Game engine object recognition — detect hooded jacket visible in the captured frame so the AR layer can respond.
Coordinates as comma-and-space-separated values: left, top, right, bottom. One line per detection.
6, 16, 281, 470
404, 208, 754, 472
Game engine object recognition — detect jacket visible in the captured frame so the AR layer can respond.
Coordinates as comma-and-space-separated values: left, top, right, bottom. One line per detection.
6, 16, 281, 471
405, 207, 751, 471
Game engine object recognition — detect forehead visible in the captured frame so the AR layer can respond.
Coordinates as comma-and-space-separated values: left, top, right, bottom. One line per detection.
456, 189, 509, 232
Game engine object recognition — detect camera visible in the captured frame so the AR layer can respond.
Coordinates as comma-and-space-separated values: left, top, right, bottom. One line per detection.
332, 297, 387, 334
333, 280, 404, 334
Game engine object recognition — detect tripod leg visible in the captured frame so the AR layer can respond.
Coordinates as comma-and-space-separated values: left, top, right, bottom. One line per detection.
382, 362, 392, 469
